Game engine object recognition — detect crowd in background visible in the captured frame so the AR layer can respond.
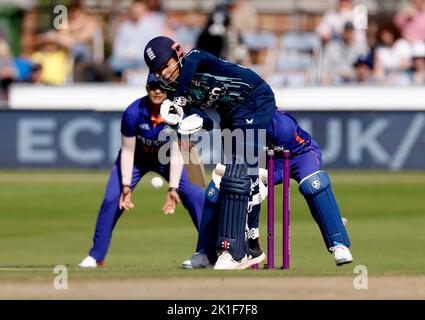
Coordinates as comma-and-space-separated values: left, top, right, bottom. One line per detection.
1, 0, 425, 102
318, 0, 425, 86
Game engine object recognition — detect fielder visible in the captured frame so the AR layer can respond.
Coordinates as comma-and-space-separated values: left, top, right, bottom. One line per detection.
143, 36, 277, 270
78, 74, 205, 268
184, 109, 353, 269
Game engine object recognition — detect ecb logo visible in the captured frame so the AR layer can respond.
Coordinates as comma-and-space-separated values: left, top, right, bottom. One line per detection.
312, 180, 320, 189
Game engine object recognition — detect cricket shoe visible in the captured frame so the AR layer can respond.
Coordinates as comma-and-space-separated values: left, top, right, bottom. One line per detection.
245, 247, 266, 268
181, 251, 212, 269
214, 251, 249, 270
330, 243, 353, 266
78, 256, 101, 268
244, 238, 266, 268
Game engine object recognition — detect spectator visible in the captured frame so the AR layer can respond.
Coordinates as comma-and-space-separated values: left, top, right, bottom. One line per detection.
31, 31, 70, 85
196, 0, 256, 63
231, 0, 258, 32
315, 0, 366, 49
410, 41, 425, 85
13, 10, 40, 83
27, 63, 43, 84
227, 0, 258, 64
109, 0, 166, 78
56, 1, 103, 64
394, 0, 425, 42
13, 57, 33, 82
196, 0, 232, 58
373, 24, 411, 85
352, 55, 375, 84
321, 22, 368, 85
106, 1, 132, 46
0, 38, 16, 101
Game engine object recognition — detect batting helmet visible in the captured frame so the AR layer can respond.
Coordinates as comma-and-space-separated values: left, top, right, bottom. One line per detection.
143, 36, 185, 74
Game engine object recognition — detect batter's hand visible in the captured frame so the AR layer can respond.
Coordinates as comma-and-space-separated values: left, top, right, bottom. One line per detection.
160, 99, 184, 126
162, 190, 180, 215
119, 186, 135, 211
178, 114, 204, 135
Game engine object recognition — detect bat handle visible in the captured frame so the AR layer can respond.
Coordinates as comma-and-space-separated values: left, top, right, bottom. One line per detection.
215, 163, 226, 177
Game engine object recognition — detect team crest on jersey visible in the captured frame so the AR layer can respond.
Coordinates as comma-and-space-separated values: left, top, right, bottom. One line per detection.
312, 179, 320, 189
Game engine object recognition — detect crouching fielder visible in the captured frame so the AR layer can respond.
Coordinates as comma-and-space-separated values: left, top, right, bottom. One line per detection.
185, 110, 353, 268
78, 74, 204, 268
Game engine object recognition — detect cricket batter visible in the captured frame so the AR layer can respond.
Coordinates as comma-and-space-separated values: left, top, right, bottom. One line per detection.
185, 109, 353, 269
143, 36, 277, 269
78, 74, 205, 268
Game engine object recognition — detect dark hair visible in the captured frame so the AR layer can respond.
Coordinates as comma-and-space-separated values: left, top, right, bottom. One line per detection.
69, 0, 83, 11
377, 22, 402, 44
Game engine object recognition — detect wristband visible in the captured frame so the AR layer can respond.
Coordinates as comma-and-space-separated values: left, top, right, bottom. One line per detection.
168, 187, 179, 193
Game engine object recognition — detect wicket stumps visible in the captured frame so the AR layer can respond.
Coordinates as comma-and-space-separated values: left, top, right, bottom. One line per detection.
266, 147, 290, 270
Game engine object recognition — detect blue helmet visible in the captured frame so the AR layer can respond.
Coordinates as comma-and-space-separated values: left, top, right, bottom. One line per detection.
144, 36, 185, 74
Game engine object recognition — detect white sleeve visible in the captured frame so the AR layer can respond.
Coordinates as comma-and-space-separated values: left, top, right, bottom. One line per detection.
169, 139, 184, 189
121, 135, 136, 186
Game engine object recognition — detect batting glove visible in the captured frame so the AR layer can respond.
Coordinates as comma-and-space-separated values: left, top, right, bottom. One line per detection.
178, 114, 204, 135
160, 98, 184, 126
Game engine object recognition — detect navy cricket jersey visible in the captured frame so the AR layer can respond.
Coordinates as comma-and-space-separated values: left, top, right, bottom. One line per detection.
174, 49, 265, 114
121, 96, 169, 157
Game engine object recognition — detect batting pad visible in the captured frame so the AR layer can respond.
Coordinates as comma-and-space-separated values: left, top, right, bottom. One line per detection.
217, 164, 251, 261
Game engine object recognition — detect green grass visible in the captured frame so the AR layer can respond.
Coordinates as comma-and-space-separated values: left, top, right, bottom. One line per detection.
0, 170, 424, 280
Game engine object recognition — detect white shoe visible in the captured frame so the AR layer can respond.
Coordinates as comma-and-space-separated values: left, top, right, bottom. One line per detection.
78, 256, 98, 268
330, 243, 353, 266
244, 251, 266, 269
181, 258, 193, 269
214, 251, 249, 270
181, 252, 212, 269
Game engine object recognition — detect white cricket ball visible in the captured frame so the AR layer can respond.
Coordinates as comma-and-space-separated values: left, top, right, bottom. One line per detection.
151, 176, 164, 189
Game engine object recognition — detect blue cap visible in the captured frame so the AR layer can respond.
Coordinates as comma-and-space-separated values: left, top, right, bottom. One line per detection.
353, 54, 373, 69
146, 72, 173, 92
144, 36, 177, 73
